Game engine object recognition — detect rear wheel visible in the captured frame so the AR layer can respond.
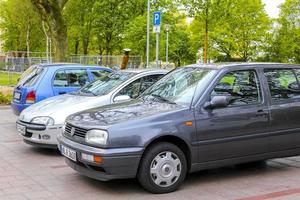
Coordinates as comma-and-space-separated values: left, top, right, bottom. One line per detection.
137, 142, 187, 194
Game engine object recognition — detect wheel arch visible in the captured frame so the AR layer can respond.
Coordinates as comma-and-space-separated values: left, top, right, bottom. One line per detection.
141, 135, 192, 171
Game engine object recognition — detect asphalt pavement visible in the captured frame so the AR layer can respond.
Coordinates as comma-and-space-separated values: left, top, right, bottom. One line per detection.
0, 108, 300, 200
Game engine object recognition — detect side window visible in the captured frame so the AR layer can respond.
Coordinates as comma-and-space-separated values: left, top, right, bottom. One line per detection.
117, 78, 142, 99
140, 74, 164, 94
211, 70, 261, 106
65, 69, 88, 87
264, 69, 300, 101
53, 71, 68, 87
91, 70, 110, 80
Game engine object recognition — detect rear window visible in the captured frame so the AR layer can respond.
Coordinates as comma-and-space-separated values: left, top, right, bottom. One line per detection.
17, 65, 44, 87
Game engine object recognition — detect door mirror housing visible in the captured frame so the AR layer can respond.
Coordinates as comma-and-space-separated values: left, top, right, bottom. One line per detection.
204, 96, 230, 109
114, 95, 131, 102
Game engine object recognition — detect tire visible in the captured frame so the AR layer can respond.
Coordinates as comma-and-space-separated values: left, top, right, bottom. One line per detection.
137, 142, 187, 194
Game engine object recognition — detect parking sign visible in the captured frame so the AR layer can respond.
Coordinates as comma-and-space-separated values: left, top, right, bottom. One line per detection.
153, 11, 161, 33
153, 11, 161, 26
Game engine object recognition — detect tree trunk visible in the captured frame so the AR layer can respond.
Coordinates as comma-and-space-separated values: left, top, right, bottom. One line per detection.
203, 1, 209, 64
30, 0, 69, 62
74, 39, 79, 55
26, 23, 30, 58
83, 37, 89, 55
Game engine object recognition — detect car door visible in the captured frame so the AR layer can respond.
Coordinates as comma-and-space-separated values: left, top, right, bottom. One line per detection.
52, 69, 89, 95
195, 69, 270, 162
264, 68, 300, 152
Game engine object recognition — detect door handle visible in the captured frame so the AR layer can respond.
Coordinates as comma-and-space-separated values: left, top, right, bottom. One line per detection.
256, 110, 268, 117
58, 92, 67, 95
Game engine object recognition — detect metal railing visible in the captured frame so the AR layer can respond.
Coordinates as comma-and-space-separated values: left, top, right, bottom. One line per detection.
70, 55, 142, 69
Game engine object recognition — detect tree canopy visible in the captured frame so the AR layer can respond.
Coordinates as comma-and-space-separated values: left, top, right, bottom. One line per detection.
0, 0, 299, 65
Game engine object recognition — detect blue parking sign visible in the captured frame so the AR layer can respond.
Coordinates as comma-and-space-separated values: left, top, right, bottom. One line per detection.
153, 11, 161, 26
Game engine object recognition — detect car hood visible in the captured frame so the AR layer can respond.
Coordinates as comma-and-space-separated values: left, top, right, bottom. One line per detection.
68, 99, 183, 128
20, 94, 108, 124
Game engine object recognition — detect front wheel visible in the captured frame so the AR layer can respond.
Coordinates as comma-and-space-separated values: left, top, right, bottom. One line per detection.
137, 142, 187, 194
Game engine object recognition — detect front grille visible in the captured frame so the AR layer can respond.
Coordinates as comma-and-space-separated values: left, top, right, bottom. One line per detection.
65, 123, 88, 138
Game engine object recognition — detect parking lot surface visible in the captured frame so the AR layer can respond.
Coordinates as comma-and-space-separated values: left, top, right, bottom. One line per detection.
1, 108, 300, 200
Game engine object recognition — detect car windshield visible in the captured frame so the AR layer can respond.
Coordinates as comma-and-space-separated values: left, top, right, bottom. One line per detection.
141, 67, 216, 106
17, 65, 44, 87
79, 71, 136, 96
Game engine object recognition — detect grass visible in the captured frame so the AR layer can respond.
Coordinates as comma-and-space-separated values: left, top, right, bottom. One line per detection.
0, 71, 20, 86
0, 92, 12, 105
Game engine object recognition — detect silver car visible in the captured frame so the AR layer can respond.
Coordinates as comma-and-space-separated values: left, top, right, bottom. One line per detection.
16, 69, 167, 148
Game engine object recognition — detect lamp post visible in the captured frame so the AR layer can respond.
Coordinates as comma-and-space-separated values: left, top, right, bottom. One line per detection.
146, 0, 150, 68
165, 24, 170, 67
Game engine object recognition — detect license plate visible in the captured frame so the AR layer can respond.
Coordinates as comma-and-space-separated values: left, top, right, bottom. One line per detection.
61, 145, 77, 162
14, 92, 21, 100
16, 123, 26, 136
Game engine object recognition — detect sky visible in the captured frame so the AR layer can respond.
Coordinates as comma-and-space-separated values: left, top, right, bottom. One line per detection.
262, 0, 285, 18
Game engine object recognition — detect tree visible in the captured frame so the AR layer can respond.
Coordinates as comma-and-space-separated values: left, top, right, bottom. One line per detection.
0, 0, 44, 53
183, 0, 222, 63
272, 0, 300, 63
30, 0, 69, 62
64, 0, 97, 55
212, 0, 270, 61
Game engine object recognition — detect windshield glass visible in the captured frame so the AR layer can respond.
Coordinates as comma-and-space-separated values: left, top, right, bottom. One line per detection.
17, 65, 44, 87
79, 71, 136, 96
141, 67, 216, 106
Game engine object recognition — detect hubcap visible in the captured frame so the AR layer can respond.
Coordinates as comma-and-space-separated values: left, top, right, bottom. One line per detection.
150, 151, 182, 187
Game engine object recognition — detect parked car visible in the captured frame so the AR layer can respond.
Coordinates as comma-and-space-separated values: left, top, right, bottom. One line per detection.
17, 69, 167, 148
58, 63, 300, 193
11, 63, 112, 115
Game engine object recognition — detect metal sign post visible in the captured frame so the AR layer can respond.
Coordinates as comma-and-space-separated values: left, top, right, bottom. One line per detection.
153, 11, 161, 68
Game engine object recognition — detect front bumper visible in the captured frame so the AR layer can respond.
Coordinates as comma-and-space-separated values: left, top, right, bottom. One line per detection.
58, 135, 143, 181
16, 120, 63, 148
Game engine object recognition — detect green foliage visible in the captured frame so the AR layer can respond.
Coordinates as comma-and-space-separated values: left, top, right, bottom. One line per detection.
0, 72, 20, 86
270, 0, 300, 63
0, 0, 300, 65
0, 0, 45, 52
0, 92, 12, 105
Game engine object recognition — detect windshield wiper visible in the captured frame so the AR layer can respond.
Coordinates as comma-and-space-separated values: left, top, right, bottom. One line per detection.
150, 94, 176, 104
76, 90, 96, 96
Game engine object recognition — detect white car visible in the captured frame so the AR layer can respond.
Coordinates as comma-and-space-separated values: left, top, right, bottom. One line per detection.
16, 69, 167, 148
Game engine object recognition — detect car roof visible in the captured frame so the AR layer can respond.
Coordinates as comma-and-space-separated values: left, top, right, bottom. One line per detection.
185, 63, 300, 70
36, 63, 109, 69
118, 68, 168, 74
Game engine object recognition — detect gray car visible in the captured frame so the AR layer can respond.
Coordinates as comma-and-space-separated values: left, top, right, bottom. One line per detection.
58, 63, 300, 193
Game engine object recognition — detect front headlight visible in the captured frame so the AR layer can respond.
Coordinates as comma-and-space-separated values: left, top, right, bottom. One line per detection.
85, 130, 108, 145
31, 117, 55, 126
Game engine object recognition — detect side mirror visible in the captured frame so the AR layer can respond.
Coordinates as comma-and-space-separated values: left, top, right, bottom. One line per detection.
114, 95, 131, 102
204, 96, 230, 109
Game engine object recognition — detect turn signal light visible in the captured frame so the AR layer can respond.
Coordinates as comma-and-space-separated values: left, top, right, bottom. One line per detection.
93, 155, 103, 163
81, 153, 103, 163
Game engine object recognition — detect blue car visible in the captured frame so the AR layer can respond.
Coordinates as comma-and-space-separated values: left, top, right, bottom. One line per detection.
11, 63, 112, 115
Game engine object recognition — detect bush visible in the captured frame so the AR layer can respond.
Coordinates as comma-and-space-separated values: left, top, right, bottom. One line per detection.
0, 92, 12, 105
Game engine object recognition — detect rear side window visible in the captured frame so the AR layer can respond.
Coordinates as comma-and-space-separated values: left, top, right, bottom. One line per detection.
53, 69, 88, 87
264, 69, 300, 101
211, 70, 262, 106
